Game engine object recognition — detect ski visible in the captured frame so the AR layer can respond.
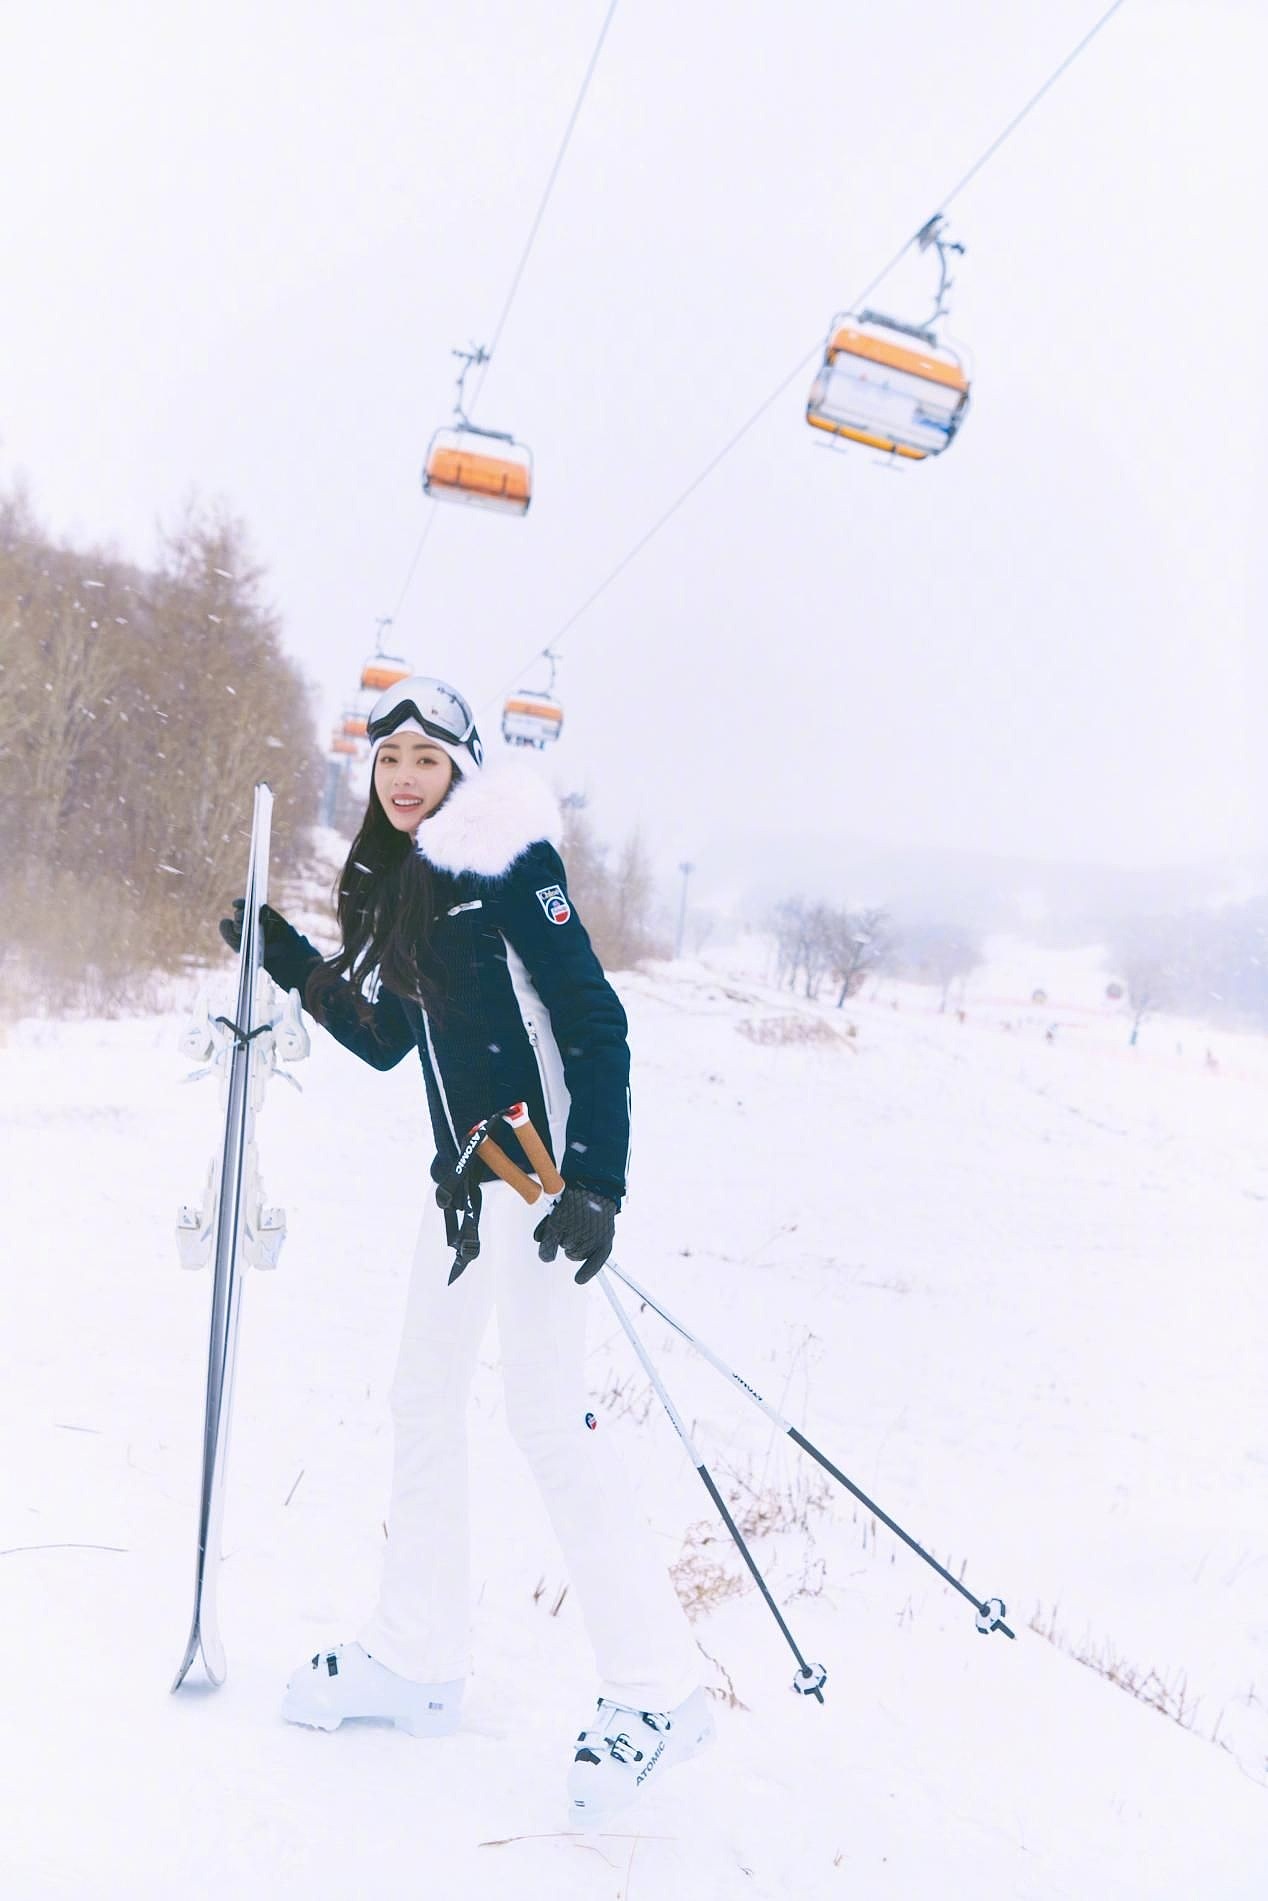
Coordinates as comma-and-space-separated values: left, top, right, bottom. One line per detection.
171, 783, 308, 1691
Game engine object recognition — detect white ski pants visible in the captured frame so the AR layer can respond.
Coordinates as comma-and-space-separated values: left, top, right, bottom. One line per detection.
359, 1184, 699, 1713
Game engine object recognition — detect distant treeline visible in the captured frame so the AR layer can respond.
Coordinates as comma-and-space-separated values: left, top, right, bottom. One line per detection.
0, 489, 321, 1012
560, 795, 665, 972
768, 885, 1268, 1037
1113, 901, 1268, 1035
770, 896, 982, 1012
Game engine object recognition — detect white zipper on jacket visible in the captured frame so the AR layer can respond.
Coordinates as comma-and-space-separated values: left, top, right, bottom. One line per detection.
523, 1015, 554, 1118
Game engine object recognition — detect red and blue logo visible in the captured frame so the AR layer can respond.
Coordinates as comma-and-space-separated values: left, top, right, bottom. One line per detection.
535, 883, 571, 926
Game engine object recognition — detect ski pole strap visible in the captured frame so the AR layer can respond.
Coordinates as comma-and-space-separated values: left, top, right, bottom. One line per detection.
437, 1110, 539, 1285
450, 1114, 495, 1182
444, 1179, 483, 1285
437, 1120, 490, 1284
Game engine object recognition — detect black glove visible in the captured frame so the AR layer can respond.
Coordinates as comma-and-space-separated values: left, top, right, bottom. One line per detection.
534, 1185, 617, 1286
218, 899, 297, 962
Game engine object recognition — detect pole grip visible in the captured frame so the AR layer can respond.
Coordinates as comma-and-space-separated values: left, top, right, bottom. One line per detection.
477, 1135, 542, 1205
504, 1102, 565, 1194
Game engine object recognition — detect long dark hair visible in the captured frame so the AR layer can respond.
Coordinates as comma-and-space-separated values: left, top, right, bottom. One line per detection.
305, 773, 455, 1025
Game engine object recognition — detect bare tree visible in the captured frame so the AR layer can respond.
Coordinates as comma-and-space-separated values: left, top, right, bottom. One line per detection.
610, 829, 659, 966
826, 906, 891, 1007
770, 899, 802, 990
1123, 962, 1157, 1046
1115, 935, 1174, 1048
772, 899, 893, 1004
1105, 903, 1268, 1037
885, 919, 982, 1013
559, 794, 666, 971
770, 898, 835, 998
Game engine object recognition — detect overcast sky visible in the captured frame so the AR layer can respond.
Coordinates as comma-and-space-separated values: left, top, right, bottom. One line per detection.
4, 0, 1265, 889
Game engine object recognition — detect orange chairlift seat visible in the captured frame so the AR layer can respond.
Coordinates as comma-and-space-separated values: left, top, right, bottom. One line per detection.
421, 343, 533, 517
502, 650, 563, 748
424, 427, 532, 515
330, 732, 359, 758
342, 711, 369, 739
360, 652, 412, 694
806, 215, 970, 461
502, 690, 563, 749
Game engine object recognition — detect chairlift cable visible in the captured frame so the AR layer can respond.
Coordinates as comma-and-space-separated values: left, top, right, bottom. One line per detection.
389, 506, 441, 623
485, 0, 1131, 712
933, 0, 1129, 220
468, 0, 621, 417
382, 0, 621, 643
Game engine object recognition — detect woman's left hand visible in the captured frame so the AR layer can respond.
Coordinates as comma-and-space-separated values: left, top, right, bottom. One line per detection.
534, 1186, 617, 1285
218, 899, 300, 961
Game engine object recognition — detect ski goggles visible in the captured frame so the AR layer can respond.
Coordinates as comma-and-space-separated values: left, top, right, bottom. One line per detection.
366, 676, 478, 749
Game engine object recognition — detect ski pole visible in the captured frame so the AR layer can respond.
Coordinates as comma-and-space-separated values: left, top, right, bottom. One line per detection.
597, 1271, 829, 1702
605, 1260, 1013, 1641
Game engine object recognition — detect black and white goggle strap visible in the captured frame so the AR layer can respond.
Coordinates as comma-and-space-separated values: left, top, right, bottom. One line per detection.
367, 677, 477, 747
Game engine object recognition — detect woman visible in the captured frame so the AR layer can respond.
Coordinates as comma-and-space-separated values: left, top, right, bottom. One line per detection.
222, 676, 709, 1824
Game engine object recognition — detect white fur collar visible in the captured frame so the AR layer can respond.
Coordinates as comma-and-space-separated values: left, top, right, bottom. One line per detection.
414, 757, 561, 878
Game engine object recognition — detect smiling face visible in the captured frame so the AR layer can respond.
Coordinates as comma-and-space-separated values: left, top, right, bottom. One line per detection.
373, 734, 456, 832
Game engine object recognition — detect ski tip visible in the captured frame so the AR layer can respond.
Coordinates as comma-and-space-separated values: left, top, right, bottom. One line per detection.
170, 1626, 201, 1694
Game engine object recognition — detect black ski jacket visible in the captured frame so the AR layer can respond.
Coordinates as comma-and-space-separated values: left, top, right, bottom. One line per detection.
264, 762, 631, 1205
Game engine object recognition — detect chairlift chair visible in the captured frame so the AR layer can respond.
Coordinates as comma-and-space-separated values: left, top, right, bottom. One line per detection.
807, 214, 970, 461
806, 315, 970, 459
502, 690, 563, 748
359, 652, 412, 694
342, 711, 369, 739
423, 426, 533, 516
502, 649, 563, 748
331, 732, 358, 757
421, 342, 533, 516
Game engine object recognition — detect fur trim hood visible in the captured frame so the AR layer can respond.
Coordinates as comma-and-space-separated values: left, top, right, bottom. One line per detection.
414, 757, 561, 879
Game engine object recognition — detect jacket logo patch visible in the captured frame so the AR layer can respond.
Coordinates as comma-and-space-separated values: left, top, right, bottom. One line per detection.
535, 884, 571, 926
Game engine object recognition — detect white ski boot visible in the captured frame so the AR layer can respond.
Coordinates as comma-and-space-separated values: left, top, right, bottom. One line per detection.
567, 1685, 714, 1828
281, 1644, 462, 1738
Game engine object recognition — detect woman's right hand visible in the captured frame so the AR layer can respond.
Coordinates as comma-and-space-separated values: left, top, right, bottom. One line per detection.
534, 1185, 618, 1285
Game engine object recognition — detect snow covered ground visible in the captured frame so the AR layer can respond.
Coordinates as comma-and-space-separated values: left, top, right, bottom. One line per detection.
3, 942, 1266, 1898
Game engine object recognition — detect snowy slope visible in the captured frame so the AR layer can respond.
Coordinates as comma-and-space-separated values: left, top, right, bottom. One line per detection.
2, 951, 1266, 1899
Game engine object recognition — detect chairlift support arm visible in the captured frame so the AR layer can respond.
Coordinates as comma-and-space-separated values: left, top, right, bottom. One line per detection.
450, 344, 499, 433
913, 213, 965, 330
